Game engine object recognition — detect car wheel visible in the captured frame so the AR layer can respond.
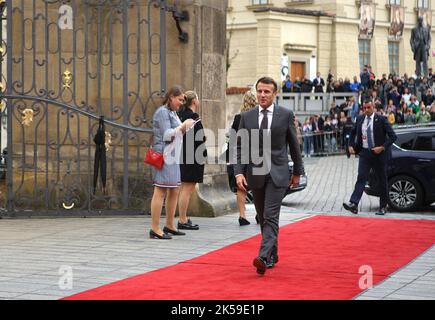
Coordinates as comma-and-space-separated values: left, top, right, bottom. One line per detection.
388, 175, 423, 212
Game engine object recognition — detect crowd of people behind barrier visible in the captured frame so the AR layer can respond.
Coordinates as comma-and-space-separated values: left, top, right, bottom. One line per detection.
284, 66, 435, 157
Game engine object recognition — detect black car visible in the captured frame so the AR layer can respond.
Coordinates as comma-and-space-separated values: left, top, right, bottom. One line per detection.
365, 125, 435, 212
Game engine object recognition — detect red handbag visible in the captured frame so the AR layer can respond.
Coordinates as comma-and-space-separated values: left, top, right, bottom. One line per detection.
144, 147, 164, 170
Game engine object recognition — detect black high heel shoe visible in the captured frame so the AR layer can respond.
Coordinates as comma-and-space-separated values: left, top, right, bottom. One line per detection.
238, 217, 250, 226
163, 226, 186, 236
149, 229, 172, 240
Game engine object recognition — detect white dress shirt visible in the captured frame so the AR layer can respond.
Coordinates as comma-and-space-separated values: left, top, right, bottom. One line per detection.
258, 104, 274, 131
362, 114, 374, 149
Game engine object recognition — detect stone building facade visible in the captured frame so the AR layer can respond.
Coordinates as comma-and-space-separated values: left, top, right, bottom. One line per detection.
227, 0, 435, 87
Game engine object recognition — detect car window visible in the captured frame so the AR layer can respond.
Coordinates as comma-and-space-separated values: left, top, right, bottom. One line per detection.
413, 134, 435, 151
395, 133, 415, 150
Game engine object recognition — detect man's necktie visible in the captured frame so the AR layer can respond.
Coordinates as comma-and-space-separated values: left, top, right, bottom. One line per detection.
366, 117, 374, 149
260, 109, 268, 131
259, 109, 268, 157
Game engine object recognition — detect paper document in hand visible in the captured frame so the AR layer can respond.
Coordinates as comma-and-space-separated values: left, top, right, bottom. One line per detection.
186, 118, 201, 132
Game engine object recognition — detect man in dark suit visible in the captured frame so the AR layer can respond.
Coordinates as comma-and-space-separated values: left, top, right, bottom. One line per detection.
343, 100, 397, 216
234, 76, 304, 275
312, 72, 325, 93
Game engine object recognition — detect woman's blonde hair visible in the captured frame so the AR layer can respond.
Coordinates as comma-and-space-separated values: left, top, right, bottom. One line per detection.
183, 90, 199, 109
240, 90, 257, 112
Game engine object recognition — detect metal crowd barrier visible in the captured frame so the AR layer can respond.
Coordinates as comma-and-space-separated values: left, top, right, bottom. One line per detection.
277, 92, 359, 113
297, 130, 348, 158
297, 122, 435, 158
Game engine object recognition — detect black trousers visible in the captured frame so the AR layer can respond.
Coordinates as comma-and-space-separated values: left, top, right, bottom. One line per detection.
252, 174, 287, 262
350, 148, 388, 208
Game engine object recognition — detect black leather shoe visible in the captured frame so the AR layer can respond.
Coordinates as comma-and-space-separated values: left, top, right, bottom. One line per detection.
253, 257, 267, 275
376, 207, 387, 215
163, 226, 186, 236
273, 255, 279, 265
178, 221, 199, 230
149, 229, 172, 240
343, 202, 358, 214
239, 217, 250, 226
187, 219, 199, 227
266, 255, 279, 269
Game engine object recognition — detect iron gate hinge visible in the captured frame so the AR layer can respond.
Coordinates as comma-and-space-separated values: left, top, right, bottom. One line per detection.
164, 3, 189, 43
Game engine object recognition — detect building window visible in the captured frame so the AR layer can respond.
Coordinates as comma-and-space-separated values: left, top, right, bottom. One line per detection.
358, 39, 371, 70
389, 42, 399, 75
417, 0, 429, 9
286, 0, 313, 3
251, 0, 269, 5
389, 0, 401, 5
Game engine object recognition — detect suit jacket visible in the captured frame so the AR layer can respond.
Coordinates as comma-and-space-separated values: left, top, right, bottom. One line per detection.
178, 107, 207, 163
313, 78, 325, 93
350, 113, 397, 156
234, 105, 304, 188
224, 113, 242, 163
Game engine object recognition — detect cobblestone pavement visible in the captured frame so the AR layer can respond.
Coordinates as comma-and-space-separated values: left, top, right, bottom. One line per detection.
0, 155, 434, 300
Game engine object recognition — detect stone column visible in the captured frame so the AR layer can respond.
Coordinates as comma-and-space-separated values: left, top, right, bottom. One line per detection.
255, 12, 282, 81
317, 17, 333, 77
177, 0, 236, 217
331, 20, 360, 79
372, 27, 390, 76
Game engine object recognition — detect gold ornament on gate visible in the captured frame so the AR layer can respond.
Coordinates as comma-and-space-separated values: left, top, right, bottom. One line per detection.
105, 131, 112, 152
62, 202, 75, 210
21, 108, 34, 127
62, 69, 73, 89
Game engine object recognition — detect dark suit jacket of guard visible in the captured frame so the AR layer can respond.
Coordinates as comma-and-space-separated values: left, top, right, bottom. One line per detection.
234, 105, 304, 189
350, 113, 397, 156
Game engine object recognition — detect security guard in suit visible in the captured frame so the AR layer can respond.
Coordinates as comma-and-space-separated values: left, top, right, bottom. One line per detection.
343, 100, 397, 215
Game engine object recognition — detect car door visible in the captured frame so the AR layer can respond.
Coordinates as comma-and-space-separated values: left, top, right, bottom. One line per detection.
410, 132, 435, 201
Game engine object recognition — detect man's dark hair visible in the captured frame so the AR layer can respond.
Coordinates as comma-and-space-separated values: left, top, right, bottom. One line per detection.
256, 76, 278, 92
364, 99, 373, 105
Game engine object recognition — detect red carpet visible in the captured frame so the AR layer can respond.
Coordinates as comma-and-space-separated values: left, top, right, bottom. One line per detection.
65, 216, 435, 300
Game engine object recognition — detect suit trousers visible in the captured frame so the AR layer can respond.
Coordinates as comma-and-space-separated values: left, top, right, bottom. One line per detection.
252, 174, 288, 261
350, 148, 388, 208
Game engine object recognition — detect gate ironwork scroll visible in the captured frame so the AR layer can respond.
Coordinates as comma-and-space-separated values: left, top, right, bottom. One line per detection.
0, 0, 169, 215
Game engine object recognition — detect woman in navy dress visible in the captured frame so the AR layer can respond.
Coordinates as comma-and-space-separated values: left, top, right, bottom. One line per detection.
177, 91, 207, 230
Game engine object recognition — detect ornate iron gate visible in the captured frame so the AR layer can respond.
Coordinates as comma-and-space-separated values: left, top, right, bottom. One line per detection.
0, 0, 171, 215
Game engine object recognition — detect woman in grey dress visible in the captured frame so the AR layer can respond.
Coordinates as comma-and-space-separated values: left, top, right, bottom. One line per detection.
149, 86, 195, 240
